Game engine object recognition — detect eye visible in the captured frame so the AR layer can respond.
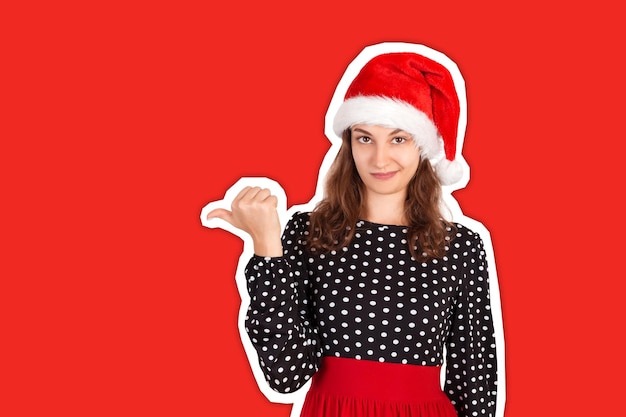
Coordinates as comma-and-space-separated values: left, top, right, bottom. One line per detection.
356, 136, 372, 144
392, 136, 408, 144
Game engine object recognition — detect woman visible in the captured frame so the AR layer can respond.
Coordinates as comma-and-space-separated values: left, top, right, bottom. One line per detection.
206, 45, 498, 417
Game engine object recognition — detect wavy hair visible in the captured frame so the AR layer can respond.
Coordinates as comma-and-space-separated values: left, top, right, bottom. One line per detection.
306, 130, 455, 262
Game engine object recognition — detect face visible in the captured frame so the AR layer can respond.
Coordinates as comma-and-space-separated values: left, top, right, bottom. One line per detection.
350, 124, 421, 200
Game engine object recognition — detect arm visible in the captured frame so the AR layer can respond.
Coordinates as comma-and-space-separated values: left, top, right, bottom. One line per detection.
445, 231, 498, 417
244, 213, 322, 393
206, 188, 321, 392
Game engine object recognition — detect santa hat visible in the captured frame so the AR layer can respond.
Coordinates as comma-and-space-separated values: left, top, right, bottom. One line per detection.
333, 51, 463, 185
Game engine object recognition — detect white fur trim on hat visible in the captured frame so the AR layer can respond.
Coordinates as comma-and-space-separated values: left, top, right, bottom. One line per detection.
333, 96, 442, 160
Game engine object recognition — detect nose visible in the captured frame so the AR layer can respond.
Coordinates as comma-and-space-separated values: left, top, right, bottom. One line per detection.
373, 143, 390, 169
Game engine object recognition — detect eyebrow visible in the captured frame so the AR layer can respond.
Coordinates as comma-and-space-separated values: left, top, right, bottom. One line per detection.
388, 128, 405, 136
352, 127, 372, 135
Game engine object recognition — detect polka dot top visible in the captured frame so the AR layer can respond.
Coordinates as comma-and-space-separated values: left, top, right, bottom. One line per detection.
245, 212, 497, 417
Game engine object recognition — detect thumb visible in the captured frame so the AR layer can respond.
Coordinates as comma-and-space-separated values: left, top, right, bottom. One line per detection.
206, 208, 233, 224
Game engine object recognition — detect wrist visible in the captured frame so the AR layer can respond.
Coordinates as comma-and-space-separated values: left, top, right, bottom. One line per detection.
253, 239, 283, 257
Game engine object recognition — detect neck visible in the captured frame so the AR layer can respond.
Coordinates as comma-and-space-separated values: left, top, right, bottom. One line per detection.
363, 190, 407, 225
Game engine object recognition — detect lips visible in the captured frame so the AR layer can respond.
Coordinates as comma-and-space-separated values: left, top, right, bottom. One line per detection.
371, 171, 398, 180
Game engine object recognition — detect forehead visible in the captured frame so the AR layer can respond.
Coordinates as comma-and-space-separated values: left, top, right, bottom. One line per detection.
351, 124, 410, 136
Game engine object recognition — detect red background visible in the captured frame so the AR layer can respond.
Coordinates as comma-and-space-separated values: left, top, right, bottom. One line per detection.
2, 1, 625, 416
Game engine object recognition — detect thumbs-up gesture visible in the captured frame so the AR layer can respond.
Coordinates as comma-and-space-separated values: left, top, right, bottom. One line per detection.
205, 186, 283, 257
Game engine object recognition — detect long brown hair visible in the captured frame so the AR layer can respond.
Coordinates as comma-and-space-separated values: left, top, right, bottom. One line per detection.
306, 129, 455, 261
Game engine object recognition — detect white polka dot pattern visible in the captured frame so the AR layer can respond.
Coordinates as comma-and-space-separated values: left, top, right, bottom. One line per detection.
244, 212, 497, 417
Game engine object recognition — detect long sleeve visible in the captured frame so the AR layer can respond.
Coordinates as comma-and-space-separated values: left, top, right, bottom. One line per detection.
244, 213, 322, 393
444, 230, 498, 417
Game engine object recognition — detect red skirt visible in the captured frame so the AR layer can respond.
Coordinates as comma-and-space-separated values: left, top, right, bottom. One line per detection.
300, 357, 457, 417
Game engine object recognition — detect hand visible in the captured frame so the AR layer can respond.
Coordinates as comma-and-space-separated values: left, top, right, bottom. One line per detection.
206, 186, 283, 257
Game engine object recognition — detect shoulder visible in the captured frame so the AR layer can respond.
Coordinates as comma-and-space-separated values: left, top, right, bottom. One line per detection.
283, 211, 312, 236
281, 212, 312, 252
451, 222, 482, 240
286, 211, 311, 228
449, 222, 486, 254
